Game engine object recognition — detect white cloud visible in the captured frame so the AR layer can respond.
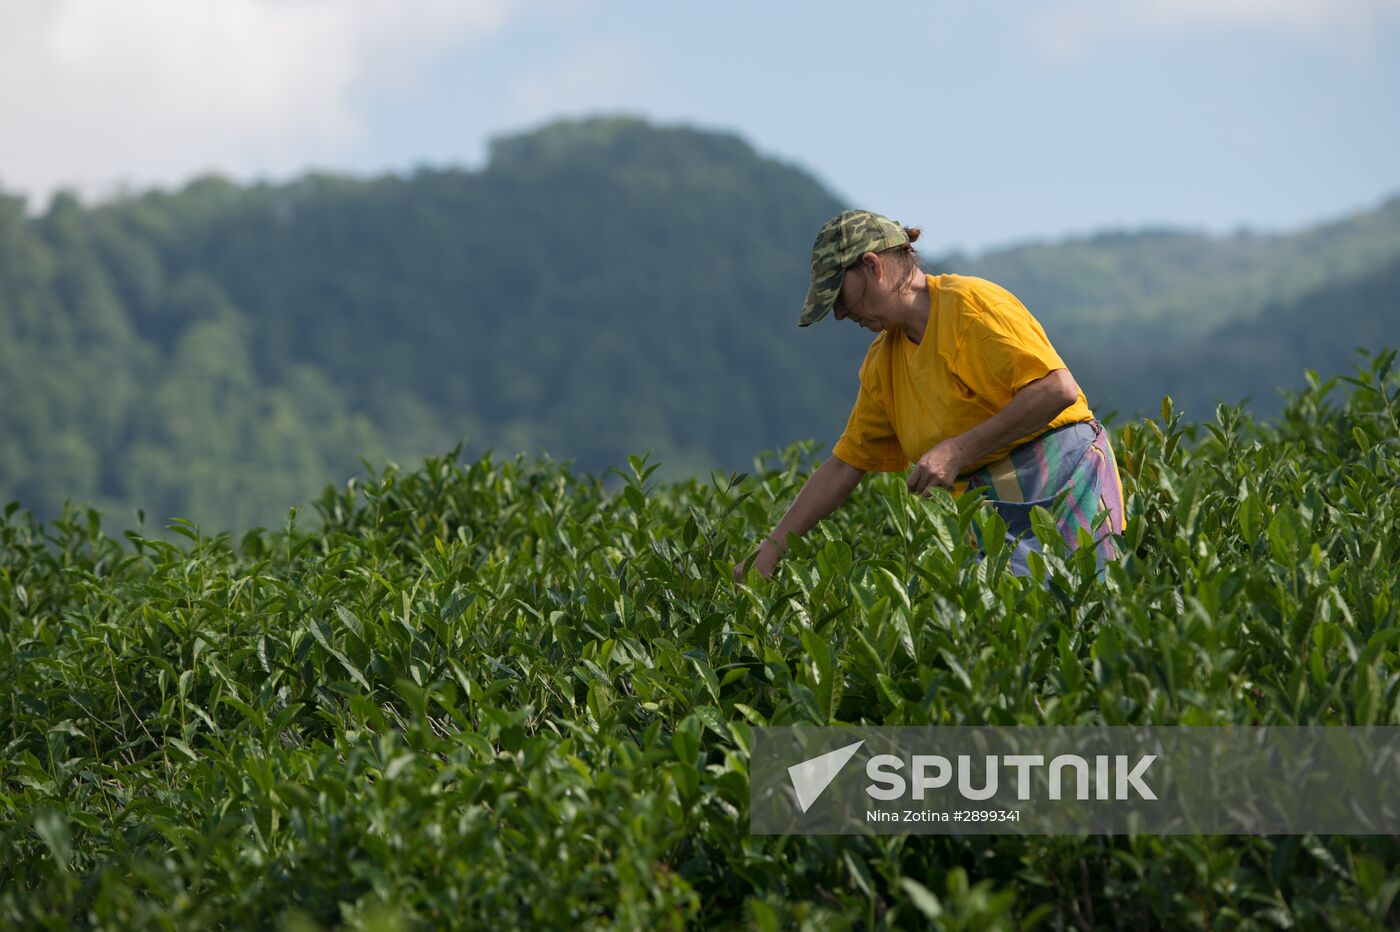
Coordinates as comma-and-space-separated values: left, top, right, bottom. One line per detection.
1029, 0, 1400, 62
0, 0, 518, 206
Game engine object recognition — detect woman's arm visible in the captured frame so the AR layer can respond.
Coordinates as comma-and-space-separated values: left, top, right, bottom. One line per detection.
734, 455, 866, 581
906, 369, 1081, 495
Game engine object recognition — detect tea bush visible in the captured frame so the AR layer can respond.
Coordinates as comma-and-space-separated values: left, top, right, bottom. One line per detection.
3, 351, 1399, 929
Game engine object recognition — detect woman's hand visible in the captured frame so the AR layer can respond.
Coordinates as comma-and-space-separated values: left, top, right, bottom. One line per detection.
908, 438, 968, 496
732, 456, 865, 584
733, 537, 783, 583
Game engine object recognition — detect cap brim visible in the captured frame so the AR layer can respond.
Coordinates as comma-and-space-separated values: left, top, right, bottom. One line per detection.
798, 270, 844, 328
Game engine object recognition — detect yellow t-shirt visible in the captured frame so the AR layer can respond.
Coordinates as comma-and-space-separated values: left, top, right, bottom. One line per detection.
832, 273, 1093, 483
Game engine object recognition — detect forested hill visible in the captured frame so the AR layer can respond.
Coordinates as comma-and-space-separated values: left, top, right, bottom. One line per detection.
953, 194, 1400, 357
0, 117, 860, 533
1, 115, 1397, 534
1082, 252, 1400, 420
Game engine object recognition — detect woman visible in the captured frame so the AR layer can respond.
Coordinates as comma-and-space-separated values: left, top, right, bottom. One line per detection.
735, 209, 1125, 581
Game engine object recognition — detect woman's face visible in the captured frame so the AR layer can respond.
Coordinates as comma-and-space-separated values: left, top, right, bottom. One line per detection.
832, 260, 887, 333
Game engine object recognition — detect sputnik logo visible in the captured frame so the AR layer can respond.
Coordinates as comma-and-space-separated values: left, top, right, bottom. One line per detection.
788, 740, 865, 813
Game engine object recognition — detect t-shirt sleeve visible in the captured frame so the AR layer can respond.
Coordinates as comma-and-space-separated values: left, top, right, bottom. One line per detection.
950, 300, 1069, 405
832, 344, 909, 473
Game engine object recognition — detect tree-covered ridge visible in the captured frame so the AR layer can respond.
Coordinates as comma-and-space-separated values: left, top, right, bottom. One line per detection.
0, 188, 395, 535
1082, 254, 1400, 420
1, 115, 1397, 536
0, 117, 859, 535
3, 354, 1398, 927
952, 194, 1400, 356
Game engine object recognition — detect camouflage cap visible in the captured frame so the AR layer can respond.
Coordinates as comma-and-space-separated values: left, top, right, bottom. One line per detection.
798, 209, 910, 327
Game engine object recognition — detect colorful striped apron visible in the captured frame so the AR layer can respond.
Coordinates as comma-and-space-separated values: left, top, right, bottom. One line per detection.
959, 419, 1125, 578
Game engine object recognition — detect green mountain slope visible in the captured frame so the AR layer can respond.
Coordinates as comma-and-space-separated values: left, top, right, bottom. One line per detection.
1, 118, 862, 532
0, 191, 396, 533
95, 117, 863, 472
1079, 253, 1400, 420
949, 195, 1400, 357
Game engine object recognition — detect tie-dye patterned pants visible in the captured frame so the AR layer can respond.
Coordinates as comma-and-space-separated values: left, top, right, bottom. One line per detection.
961, 419, 1126, 578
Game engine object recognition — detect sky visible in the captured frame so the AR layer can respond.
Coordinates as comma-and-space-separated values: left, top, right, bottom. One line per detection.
2, 0, 1398, 254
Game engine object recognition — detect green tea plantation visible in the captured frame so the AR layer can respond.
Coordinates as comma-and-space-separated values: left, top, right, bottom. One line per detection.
3, 352, 1399, 930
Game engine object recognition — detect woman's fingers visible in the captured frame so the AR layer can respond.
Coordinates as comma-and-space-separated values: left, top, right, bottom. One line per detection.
734, 547, 780, 582
908, 465, 940, 493
909, 463, 954, 494
734, 551, 756, 583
